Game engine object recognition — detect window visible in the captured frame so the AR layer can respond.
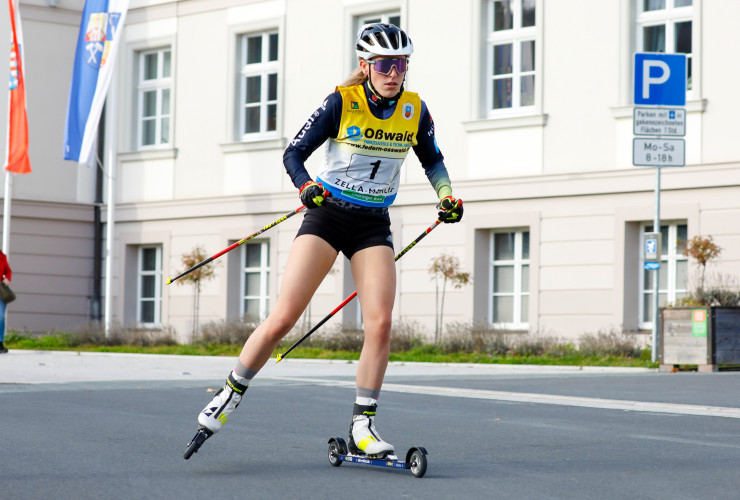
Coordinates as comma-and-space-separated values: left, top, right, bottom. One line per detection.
357, 11, 401, 29
490, 230, 529, 327
485, 0, 536, 113
137, 246, 162, 326
238, 32, 279, 138
636, 0, 693, 91
639, 222, 688, 328
241, 241, 270, 321
352, 12, 402, 69
137, 48, 171, 148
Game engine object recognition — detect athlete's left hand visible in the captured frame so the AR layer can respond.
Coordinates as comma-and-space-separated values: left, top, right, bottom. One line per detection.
437, 196, 463, 223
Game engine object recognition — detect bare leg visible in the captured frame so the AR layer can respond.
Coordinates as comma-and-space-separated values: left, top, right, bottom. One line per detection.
238, 234, 338, 370
351, 245, 396, 390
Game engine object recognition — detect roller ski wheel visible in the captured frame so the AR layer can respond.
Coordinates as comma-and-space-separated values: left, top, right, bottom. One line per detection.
326, 437, 428, 478
328, 437, 348, 467
407, 447, 428, 478
184, 428, 213, 460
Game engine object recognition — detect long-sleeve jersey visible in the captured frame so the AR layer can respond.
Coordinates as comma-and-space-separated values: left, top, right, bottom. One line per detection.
283, 81, 452, 203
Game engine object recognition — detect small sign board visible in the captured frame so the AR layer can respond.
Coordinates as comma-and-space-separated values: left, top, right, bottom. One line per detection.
643, 232, 662, 263
633, 107, 685, 136
633, 138, 685, 167
692, 309, 708, 337
644, 262, 660, 270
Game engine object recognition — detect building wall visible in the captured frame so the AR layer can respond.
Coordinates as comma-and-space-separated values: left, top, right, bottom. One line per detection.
2, 0, 738, 343
1, 200, 96, 333
103, 0, 740, 341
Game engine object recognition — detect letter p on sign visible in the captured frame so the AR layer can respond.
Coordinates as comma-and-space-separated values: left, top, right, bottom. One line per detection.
634, 53, 687, 106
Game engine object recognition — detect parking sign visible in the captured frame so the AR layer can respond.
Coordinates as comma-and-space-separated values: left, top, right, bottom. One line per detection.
634, 53, 687, 106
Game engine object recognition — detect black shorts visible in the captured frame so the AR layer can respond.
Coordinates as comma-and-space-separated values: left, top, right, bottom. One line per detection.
296, 199, 393, 259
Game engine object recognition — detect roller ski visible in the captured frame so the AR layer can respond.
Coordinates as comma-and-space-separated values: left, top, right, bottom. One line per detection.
184, 371, 248, 460
326, 402, 428, 478
327, 437, 428, 478
184, 428, 212, 459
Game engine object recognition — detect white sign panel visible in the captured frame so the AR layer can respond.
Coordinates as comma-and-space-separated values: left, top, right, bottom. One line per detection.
633, 107, 685, 136
633, 138, 685, 167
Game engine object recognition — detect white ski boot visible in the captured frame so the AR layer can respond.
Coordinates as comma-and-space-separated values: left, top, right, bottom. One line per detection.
348, 402, 395, 458
197, 371, 249, 433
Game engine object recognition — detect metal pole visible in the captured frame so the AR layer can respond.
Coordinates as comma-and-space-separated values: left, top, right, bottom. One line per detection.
652, 166, 661, 363
103, 79, 117, 338
2, 171, 11, 254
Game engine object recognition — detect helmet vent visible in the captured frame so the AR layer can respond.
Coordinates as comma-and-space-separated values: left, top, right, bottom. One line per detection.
355, 22, 413, 59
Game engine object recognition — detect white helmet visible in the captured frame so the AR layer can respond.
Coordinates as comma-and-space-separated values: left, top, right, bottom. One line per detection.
355, 23, 413, 60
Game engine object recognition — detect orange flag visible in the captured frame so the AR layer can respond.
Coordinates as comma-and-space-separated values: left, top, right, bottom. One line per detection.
5, 0, 31, 174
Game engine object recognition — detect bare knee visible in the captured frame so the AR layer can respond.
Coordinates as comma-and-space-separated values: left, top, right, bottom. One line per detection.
259, 311, 299, 344
363, 315, 392, 345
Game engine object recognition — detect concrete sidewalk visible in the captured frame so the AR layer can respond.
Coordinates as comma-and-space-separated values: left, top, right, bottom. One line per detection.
0, 350, 653, 384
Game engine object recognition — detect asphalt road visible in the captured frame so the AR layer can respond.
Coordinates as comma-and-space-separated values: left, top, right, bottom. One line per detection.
1, 351, 739, 499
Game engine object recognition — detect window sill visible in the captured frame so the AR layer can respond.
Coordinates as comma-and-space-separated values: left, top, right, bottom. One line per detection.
220, 138, 286, 154
462, 114, 548, 132
610, 99, 707, 119
119, 148, 178, 162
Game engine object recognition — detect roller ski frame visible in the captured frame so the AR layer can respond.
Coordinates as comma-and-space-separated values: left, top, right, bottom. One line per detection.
183, 428, 213, 460
327, 437, 428, 478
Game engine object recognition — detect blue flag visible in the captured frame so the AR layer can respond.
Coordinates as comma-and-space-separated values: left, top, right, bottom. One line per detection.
63, 0, 129, 164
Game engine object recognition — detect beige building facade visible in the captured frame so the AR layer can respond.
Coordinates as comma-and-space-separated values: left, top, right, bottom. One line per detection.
2, 0, 738, 342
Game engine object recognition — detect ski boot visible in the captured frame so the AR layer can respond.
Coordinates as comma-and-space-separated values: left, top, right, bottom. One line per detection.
348, 402, 395, 459
184, 371, 249, 459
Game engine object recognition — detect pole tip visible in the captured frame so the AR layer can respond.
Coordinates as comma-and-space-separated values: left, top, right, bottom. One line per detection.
165, 277, 173, 285
276, 354, 283, 363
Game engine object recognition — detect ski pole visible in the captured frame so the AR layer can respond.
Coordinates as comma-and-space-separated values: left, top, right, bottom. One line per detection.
166, 205, 306, 285
276, 218, 442, 362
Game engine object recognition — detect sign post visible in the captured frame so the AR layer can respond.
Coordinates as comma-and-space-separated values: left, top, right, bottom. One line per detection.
632, 52, 687, 363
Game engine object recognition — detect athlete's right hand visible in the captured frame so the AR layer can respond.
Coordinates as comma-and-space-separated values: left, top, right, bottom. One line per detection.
299, 180, 330, 209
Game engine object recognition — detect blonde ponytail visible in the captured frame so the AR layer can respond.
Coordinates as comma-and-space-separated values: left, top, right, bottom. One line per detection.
340, 66, 367, 87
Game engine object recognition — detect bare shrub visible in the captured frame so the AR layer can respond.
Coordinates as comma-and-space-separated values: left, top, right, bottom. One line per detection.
314, 325, 365, 352
508, 334, 561, 357
578, 328, 642, 358
66, 322, 177, 347
195, 316, 260, 345
389, 320, 425, 351
442, 321, 529, 354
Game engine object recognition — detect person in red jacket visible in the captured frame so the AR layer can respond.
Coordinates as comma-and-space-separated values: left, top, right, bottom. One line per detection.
0, 249, 12, 353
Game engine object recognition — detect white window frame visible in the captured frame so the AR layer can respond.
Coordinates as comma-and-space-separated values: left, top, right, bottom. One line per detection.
636, 0, 694, 96
137, 246, 162, 327
489, 230, 530, 329
238, 31, 279, 140
355, 11, 402, 35
240, 241, 270, 321
639, 222, 688, 329
136, 48, 171, 149
485, 0, 537, 116
356, 11, 401, 30
351, 11, 402, 70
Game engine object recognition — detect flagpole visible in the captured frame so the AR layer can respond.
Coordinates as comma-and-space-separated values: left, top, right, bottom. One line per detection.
2, 172, 10, 254
103, 77, 117, 337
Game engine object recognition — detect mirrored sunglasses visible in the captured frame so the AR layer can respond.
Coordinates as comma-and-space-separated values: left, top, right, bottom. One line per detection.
367, 58, 408, 75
